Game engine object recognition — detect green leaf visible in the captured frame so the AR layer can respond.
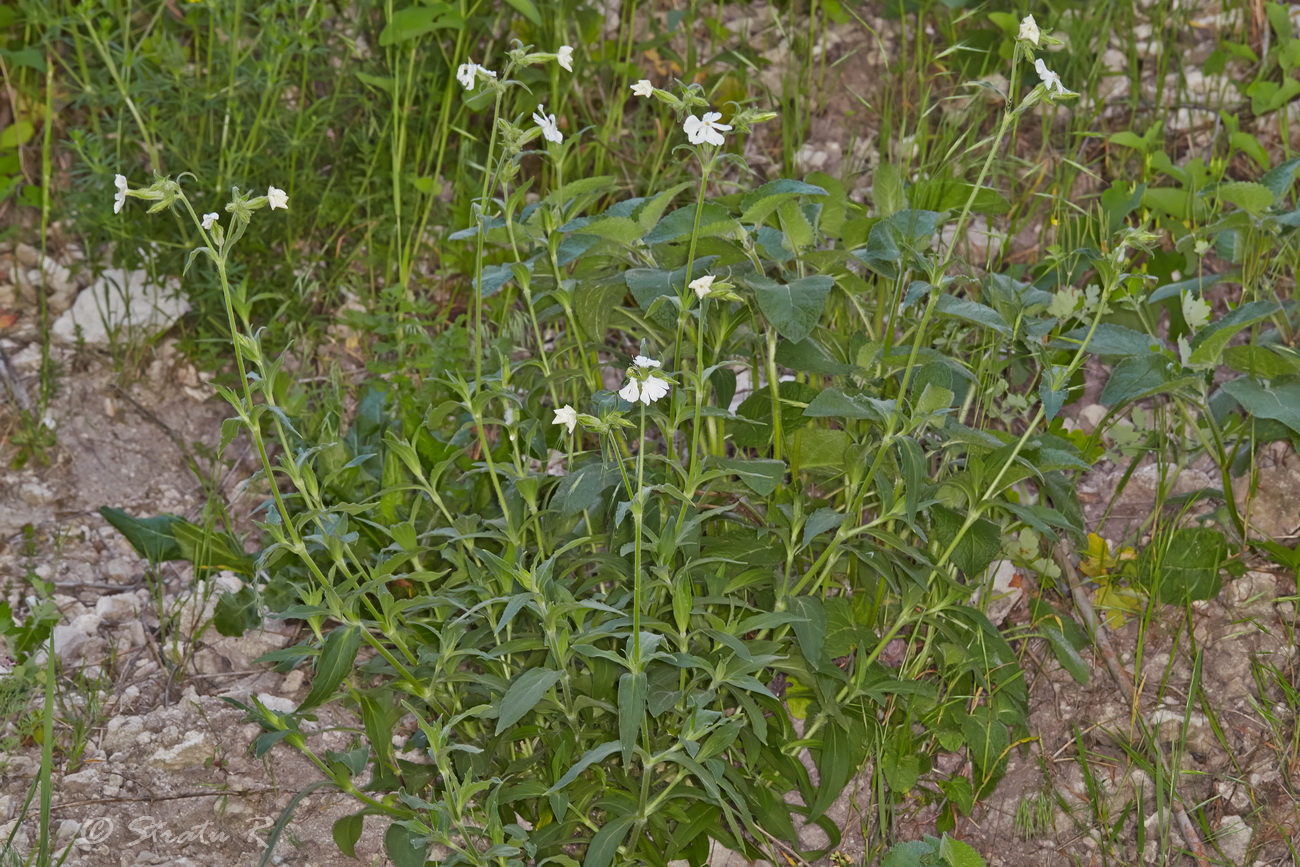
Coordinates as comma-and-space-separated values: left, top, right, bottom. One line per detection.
644, 203, 739, 244
873, 161, 905, 216
795, 428, 851, 469
332, 813, 365, 858
1222, 378, 1300, 435
502, 0, 542, 25
748, 274, 833, 343
787, 595, 827, 666
1188, 300, 1279, 366
1216, 180, 1276, 214
882, 745, 923, 793
939, 835, 987, 867
99, 507, 185, 563
713, 456, 785, 496
378, 3, 462, 45
384, 822, 428, 867
1099, 355, 1174, 406
803, 387, 893, 421
802, 508, 845, 548
574, 216, 646, 245
495, 668, 563, 734
1142, 527, 1226, 604
961, 706, 1009, 795
881, 840, 928, 867
1223, 345, 1300, 379
300, 625, 362, 712
775, 339, 854, 375
0, 121, 34, 149
617, 671, 646, 764
584, 814, 637, 867
740, 179, 828, 225
549, 741, 622, 793
1039, 622, 1089, 684
931, 506, 1001, 577
171, 522, 255, 575
1052, 323, 1162, 357
934, 295, 1011, 336
213, 587, 262, 637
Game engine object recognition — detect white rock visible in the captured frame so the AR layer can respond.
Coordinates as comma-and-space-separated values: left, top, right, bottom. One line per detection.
95, 593, 140, 623
51, 268, 188, 346
18, 481, 56, 507
256, 693, 297, 714
1215, 815, 1251, 865
149, 730, 214, 770
52, 624, 89, 661
70, 613, 102, 635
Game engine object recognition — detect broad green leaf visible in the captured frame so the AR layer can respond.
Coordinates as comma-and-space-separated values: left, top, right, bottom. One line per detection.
495, 668, 563, 733
803, 387, 893, 421
547, 741, 622, 793
332, 813, 364, 858
873, 161, 905, 216
713, 456, 785, 496
961, 706, 1009, 795
0, 121, 34, 149
583, 814, 637, 867
748, 273, 833, 343
732, 381, 818, 448
1223, 378, 1300, 434
881, 841, 929, 867
787, 595, 827, 666
574, 216, 646, 245
1052, 323, 1161, 357
1223, 344, 1300, 378
99, 507, 185, 562
385, 822, 428, 867
1147, 271, 1236, 304
378, 3, 462, 45
775, 338, 854, 375
617, 671, 646, 763
802, 508, 845, 549
1141, 528, 1226, 604
1188, 300, 1280, 366
1099, 355, 1174, 406
1216, 180, 1275, 214
931, 506, 1001, 578
778, 199, 816, 249
172, 522, 255, 575
934, 295, 1011, 336
794, 428, 851, 469
1260, 156, 1300, 198
213, 587, 262, 637
882, 748, 922, 793
739, 179, 828, 225
644, 203, 739, 244
299, 625, 362, 712
939, 835, 987, 867
1040, 621, 1089, 684
502, 0, 542, 25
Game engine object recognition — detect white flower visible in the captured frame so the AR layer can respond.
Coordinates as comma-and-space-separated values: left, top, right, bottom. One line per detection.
113, 174, 128, 215
619, 372, 671, 405
618, 379, 642, 403
201, 212, 220, 231
556, 45, 574, 72
639, 374, 671, 404
631, 79, 654, 98
1034, 58, 1074, 98
532, 106, 563, 143
689, 275, 715, 299
632, 355, 661, 369
456, 62, 476, 89
457, 61, 496, 91
683, 111, 732, 146
267, 186, 289, 210
553, 404, 578, 434
1019, 15, 1039, 45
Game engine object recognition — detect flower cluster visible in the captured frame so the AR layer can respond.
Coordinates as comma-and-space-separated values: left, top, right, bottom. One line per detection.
456, 60, 498, 91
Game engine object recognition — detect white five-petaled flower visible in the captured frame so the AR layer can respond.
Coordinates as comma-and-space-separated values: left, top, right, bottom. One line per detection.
1019, 14, 1039, 45
631, 79, 654, 98
533, 105, 563, 144
1034, 58, 1073, 97
619, 372, 671, 406
552, 404, 578, 434
456, 61, 496, 91
632, 355, 661, 369
683, 112, 732, 147
556, 45, 574, 72
689, 275, 715, 299
267, 186, 289, 210
201, 212, 220, 231
113, 174, 128, 215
